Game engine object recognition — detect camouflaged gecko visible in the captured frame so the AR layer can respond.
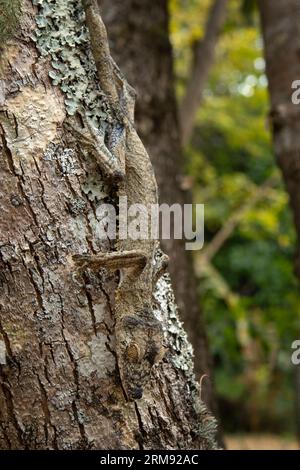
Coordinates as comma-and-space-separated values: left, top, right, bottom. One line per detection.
71, 0, 168, 401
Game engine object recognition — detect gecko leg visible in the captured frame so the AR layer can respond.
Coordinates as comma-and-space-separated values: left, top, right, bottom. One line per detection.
64, 117, 125, 181
82, 0, 119, 109
73, 251, 147, 274
152, 253, 169, 287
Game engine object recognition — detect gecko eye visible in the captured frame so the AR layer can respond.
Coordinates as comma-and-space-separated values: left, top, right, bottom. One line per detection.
129, 386, 143, 400
125, 343, 140, 363
112, 169, 125, 182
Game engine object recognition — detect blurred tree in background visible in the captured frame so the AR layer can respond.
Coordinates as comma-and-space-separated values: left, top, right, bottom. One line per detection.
258, 0, 300, 441
170, 0, 300, 434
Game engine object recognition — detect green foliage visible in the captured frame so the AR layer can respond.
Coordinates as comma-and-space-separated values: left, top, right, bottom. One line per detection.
0, 0, 21, 43
170, 0, 299, 433
241, 0, 258, 24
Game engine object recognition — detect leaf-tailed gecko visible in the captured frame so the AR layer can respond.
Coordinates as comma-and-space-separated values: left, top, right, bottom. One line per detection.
70, 0, 168, 401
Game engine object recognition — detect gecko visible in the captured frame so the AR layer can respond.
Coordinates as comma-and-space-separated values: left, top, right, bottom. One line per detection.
70, 0, 169, 401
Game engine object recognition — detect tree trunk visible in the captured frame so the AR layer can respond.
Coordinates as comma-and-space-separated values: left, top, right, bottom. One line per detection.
258, 0, 300, 442
0, 0, 217, 450
259, 0, 300, 276
101, 0, 223, 443
295, 362, 300, 441
179, 0, 228, 146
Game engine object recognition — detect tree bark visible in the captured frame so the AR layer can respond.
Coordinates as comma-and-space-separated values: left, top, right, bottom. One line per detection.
179, 0, 228, 146
295, 361, 300, 441
258, 0, 300, 442
101, 0, 223, 443
0, 0, 218, 450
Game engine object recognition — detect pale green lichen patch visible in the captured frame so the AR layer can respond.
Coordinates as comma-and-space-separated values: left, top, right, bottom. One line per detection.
0, 0, 21, 43
154, 273, 194, 374
32, 0, 112, 128
44, 142, 80, 175
82, 176, 109, 202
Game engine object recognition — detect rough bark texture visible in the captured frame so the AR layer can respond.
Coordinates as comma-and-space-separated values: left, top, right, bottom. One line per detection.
179, 0, 228, 145
259, 0, 300, 441
0, 0, 218, 450
101, 0, 222, 440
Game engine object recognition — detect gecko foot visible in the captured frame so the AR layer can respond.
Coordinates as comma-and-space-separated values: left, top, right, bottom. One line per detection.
64, 116, 125, 182
153, 253, 169, 286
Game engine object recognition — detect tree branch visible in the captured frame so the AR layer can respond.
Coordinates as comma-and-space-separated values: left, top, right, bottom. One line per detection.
179, 0, 229, 146
201, 174, 278, 263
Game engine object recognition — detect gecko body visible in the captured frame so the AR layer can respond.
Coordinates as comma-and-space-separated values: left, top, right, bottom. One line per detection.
72, 0, 168, 401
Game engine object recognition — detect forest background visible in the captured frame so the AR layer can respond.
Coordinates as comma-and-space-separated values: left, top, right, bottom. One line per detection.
170, 0, 299, 448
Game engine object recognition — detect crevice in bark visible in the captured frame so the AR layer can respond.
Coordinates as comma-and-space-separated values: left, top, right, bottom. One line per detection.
83, 275, 98, 336
0, 130, 18, 176
0, 319, 13, 359
36, 373, 58, 449
0, 371, 23, 447
133, 402, 145, 450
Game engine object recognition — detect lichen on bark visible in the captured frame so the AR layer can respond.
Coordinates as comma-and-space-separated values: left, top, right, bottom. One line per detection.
32, 0, 112, 126
154, 274, 218, 448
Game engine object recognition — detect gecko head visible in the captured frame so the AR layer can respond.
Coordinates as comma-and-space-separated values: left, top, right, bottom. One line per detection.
117, 314, 166, 401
